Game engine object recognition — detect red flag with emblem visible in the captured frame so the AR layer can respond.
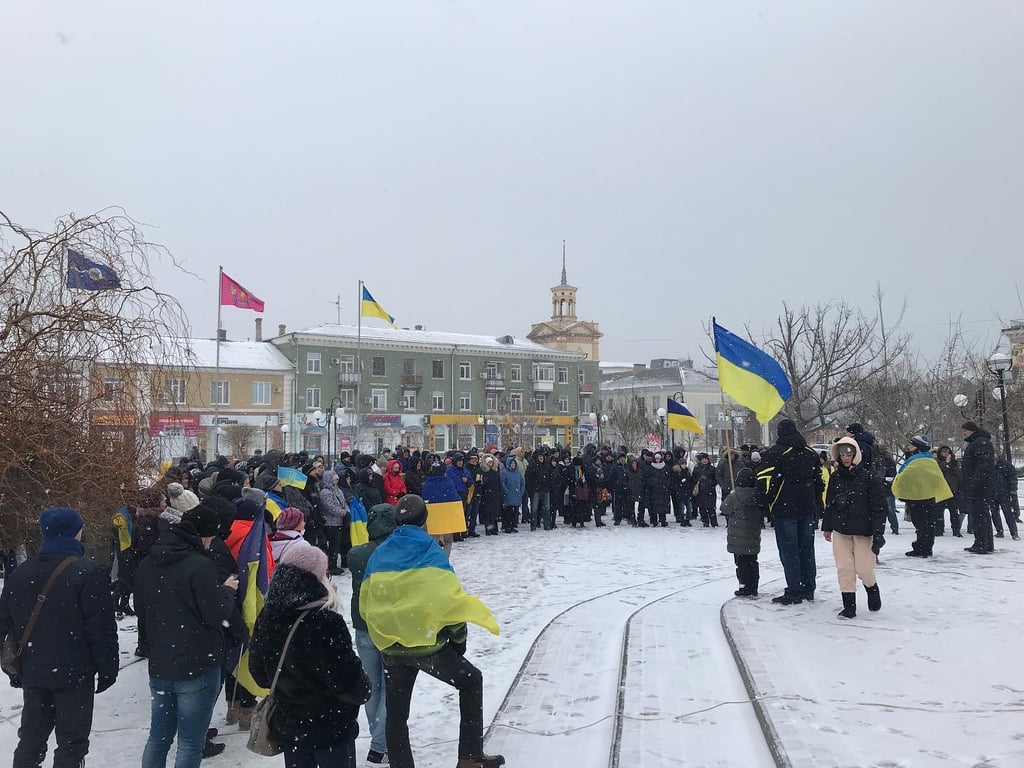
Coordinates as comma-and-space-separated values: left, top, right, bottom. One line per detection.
219, 271, 265, 312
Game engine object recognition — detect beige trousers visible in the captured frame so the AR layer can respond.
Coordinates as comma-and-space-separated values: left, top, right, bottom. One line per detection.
832, 532, 876, 592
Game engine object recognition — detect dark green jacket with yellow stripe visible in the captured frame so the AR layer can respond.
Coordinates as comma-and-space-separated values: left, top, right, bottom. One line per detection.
755, 433, 825, 518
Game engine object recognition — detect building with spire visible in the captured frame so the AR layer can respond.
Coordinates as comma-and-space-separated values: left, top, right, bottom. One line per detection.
528, 242, 603, 363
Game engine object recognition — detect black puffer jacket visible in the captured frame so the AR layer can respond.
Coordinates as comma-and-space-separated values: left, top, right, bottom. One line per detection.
135, 525, 236, 680
0, 552, 118, 689
961, 430, 995, 500
721, 486, 762, 555
646, 463, 673, 505
249, 566, 370, 748
822, 463, 887, 537
525, 453, 552, 494
756, 433, 825, 518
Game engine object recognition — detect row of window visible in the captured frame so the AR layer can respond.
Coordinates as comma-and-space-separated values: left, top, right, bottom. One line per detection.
304, 353, 583, 384
304, 387, 573, 414
102, 378, 275, 407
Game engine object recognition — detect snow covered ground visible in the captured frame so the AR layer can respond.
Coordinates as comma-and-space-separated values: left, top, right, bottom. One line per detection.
1, 515, 1022, 767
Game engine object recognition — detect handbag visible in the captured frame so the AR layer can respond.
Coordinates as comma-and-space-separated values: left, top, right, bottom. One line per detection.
247, 609, 311, 756
1, 556, 77, 677
573, 484, 590, 502
691, 482, 701, 498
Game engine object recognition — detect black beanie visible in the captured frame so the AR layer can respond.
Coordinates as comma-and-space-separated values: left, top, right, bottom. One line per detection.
777, 419, 798, 438
182, 504, 221, 537
960, 421, 980, 433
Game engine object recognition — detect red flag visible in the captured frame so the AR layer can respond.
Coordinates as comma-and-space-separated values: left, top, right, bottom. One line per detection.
220, 271, 265, 312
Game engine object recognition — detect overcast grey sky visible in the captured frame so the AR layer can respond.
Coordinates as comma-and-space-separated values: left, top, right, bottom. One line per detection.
3, 1, 1022, 363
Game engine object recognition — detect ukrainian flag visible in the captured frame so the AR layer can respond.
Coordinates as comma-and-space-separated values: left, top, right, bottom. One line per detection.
277, 466, 307, 490
361, 285, 397, 328
360, 525, 499, 652
349, 495, 369, 546
234, 514, 273, 696
892, 453, 953, 502
713, 319, 792, 424
666, 399, 703, 434
264, 490, 286, 521
422, 474, 468, 535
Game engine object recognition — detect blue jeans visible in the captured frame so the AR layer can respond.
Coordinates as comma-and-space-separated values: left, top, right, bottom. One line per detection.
773, 514, 816, 597
142, 665, 221, 768
284, 739, 356, 768
531, 492, 551, 529
466, 497, 479, 532
885, 494, 900, 534
355, 629, 387, 754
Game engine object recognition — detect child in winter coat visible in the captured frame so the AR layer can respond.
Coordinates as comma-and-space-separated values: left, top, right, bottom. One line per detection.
720, 467, 762, 597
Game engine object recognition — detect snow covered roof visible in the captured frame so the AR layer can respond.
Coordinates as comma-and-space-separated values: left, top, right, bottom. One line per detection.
113, 338, 293, 371
277, 323, 586, 360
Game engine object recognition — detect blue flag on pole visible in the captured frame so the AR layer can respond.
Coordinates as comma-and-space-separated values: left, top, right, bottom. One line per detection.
66, 249, 121, 290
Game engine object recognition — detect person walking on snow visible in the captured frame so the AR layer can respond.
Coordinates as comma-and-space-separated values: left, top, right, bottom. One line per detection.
821, 438, 887, 619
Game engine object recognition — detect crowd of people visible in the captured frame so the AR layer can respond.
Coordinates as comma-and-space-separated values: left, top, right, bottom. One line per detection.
0, 415, 1017, 767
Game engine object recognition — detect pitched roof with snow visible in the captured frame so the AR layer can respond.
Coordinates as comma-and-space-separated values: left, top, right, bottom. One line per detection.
117, 338, 293, 371
276, 323, 587, 360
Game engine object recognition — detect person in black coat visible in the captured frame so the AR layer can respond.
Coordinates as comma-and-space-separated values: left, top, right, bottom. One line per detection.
0, 507, 119, 768
721, 468, 762, 596
608, 455, 634, 526
756, 420, 824, 605
990, 456, 1020, 540
821, 438, 886, 619
691, 454, 719, 528
646, 454, 673, 527
670, 455, 694, 526
404, 456, 427, 497
135, 507, 238, 768
960, 421, 996, 554
249, 548, 370, 765
525, 449, 553, 530
478, 457, 503, 535
935, 446, 961, 536
550, 456, 569, 527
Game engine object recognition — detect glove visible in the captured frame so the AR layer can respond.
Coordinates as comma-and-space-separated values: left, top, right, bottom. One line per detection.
452, 640, 467, 656
872, 534, 886, 556
7, 674, 21, 689
96, 675, 117, 694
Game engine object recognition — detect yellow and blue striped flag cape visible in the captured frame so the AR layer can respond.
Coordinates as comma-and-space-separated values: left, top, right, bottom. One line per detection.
713, 319, 792, 424
361, 525, 499, 652
361, 285, 397, 328
892, 452, 953, 503
666, 399, 703, 434
349, 495, 369, 546
422, 473, 468, 536
234, 514, 272, 697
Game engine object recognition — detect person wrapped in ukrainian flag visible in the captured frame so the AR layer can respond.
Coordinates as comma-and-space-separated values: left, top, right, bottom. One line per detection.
360, 495, 503, 768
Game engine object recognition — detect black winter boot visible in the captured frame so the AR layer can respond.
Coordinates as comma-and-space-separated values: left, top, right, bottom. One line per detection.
838, 592, 856, 619
865, 583, 881, 612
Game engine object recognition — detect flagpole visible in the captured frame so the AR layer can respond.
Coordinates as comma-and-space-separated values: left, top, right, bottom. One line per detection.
214, 266, 223, 458
720, 391, 736, 492
356, 280, 363, 452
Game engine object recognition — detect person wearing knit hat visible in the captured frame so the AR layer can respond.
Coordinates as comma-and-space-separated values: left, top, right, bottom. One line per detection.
758, 417, 823, 606
0, 507, 119, 767
277, 541, 328, 579
268, 508, 313, 563
167, 482, 201, 513
960, 421, 996, 554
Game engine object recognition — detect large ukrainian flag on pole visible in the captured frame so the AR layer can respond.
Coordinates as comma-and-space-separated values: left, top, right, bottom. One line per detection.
713, 319, 792, 424
360, 526, 499, 652
348, 496, 369, 546
361, 286, 397, 328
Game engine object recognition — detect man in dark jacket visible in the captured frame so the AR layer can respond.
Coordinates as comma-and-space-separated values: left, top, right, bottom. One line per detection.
0, 507, 118, 768
136, 506, 238, 768
608, 454, 633, 526
990, 456, 1020, 540
525, 449, 553, 530
348, 504, 398, 764
756, 420, 824, 604
960, 421, 996, 554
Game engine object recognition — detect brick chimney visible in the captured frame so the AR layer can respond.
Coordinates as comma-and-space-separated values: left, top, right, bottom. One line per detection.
255, 318, 263, 341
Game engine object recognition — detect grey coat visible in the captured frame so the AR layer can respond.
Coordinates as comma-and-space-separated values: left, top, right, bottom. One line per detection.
319, 471, 349, 527
721, 486, 762, 556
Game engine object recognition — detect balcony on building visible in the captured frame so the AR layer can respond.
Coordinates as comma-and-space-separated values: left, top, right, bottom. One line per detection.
338, 372, 361, 385
482, 373, 506, 391
401, 374, 423, 390
531, 376, 555, 393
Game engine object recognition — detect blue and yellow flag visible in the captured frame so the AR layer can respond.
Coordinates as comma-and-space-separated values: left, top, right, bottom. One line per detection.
234, 515, 272, 696
422, 474, 468, 536
361, 525, 499, 652
349, 496, 369, 546
277, 466, 307, 490
264, 490, 285, 521
892, 452, 953, 503
666, 399, 703, 434
713, 319, 792, 424
361, 285, 397, 328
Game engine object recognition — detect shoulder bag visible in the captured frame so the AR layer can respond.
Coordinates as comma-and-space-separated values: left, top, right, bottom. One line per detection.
247, 609, 311, 756
1, 556, 77, 676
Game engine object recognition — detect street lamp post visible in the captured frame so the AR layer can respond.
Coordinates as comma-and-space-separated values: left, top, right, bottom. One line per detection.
656, 407, 667, 452
988, 351, 1013, 463
280, 423, 290, 453
588, 412, 608, 447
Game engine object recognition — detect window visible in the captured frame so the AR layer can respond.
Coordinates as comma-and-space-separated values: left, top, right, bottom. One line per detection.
403, 358, 416, 376
211, 380, 230, 405
252, 381, 271, 405
509, 392, 523, 413
432, 360, 444, 378
101, 378, 122, 400
578, 367, 586, 384
557, 367, 569, 384
306, 387, 321, 409
532, 363, 555, 382
459, 393, 472, 412
338, 355, 355, 373
403, 391, 417, 411
459, 361, 471, 380
167, 378, 186, 405
486, 394, 498, 412
432, 392, 445, 411
306, 353, 321, 374
558, 397, 569, 413
534, 397, 546, 413
485, 362, 498, 378
371, 388, 387, 411
372, 356, 386, 376
581, 395, 591, 413
510, 364, 522, 383
338, 389, 355, 409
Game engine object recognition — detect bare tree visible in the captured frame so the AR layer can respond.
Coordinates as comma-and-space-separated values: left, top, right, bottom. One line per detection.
0, 210, 190, 549
605, 394, 658, 451
223, 424, 260, 458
